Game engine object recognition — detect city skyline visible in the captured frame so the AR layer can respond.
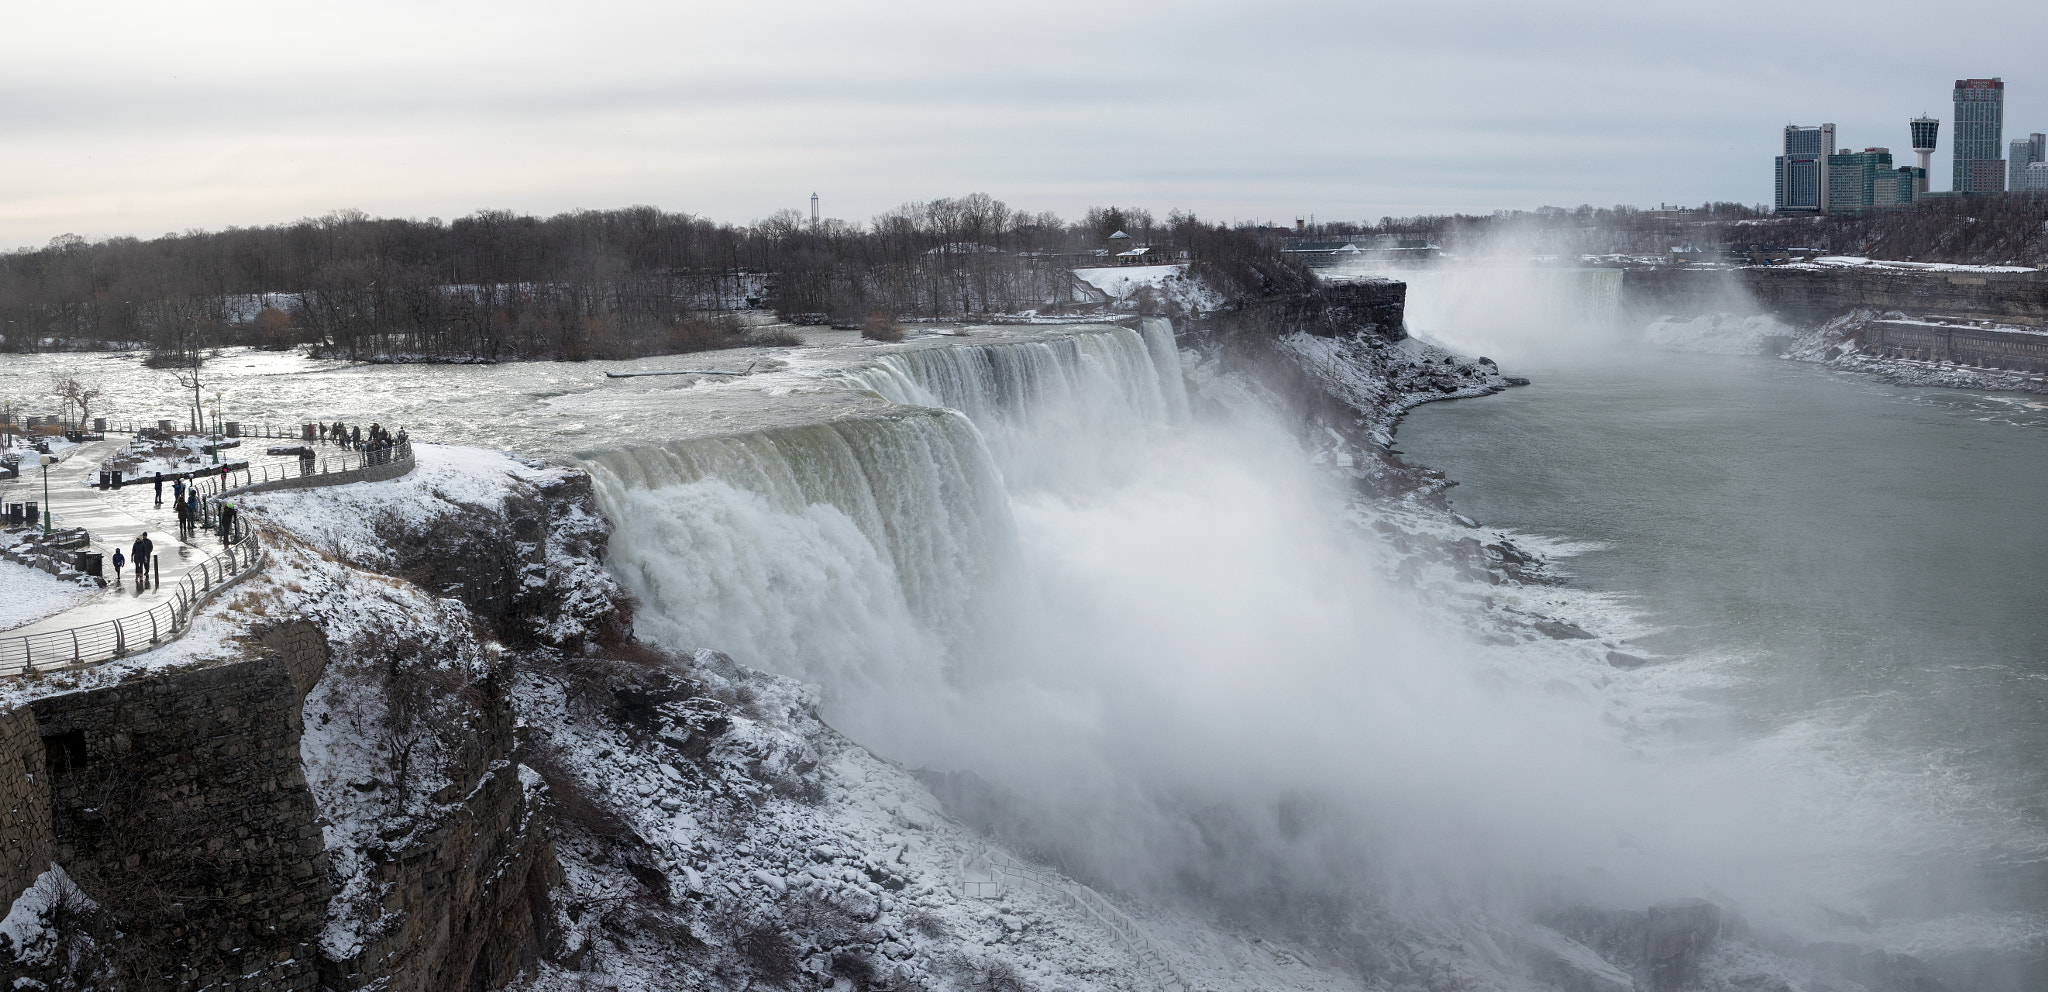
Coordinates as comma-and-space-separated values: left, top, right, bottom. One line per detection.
1, 1, 2044, 248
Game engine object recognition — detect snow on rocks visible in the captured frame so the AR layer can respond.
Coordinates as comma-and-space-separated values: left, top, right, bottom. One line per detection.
1072, 264, 1225, 315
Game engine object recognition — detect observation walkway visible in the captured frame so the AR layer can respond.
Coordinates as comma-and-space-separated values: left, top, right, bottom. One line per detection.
0, 436, 412, 676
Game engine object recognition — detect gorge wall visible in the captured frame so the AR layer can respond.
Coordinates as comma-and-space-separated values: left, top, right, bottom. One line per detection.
1621, 265, 2048, 325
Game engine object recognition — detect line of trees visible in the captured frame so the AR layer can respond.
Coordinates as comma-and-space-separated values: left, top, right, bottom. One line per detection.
1341, 195, 2048, 264
0, 198, 1312, 360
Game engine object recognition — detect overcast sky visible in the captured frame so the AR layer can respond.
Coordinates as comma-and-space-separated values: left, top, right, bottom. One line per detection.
4, 0, 2044, 248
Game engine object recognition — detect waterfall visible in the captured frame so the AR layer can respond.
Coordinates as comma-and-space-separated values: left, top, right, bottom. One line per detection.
844, 321, 1189, 486
580, 321, 1194, 751
582, 409, 1012, 696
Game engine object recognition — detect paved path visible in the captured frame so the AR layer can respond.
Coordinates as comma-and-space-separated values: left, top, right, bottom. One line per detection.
0, 441, 251, 637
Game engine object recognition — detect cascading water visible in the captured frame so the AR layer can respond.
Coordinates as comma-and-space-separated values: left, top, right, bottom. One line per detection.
844, 319, 1188, 488
576, 315, 1975, 977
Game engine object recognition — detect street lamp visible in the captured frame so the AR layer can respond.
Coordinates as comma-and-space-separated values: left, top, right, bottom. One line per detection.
210, 389, 224, 465
40, 453, 54, 537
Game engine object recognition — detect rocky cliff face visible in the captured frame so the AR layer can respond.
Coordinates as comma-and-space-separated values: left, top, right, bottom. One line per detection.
1621, 265, 2048, 325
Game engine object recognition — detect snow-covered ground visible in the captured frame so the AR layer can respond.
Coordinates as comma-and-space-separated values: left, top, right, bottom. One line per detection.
1794, 255, 2042, 274
87, 433, 246, 485
0, 555, 96, 630
1071, 264, 1223, 313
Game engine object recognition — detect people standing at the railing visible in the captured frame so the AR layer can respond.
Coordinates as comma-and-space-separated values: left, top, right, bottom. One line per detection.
318, 422, 328, 443
331, 421, 345, 447
350, 424, 361, 448
152, 471, 164, 506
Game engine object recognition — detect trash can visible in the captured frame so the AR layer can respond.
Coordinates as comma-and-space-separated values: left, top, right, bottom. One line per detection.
75, 551, 103, 577
158, 419, 174, 434
226, 422, 241, 438
93, 417, 105, 433
5, 504, 20, 526
24, 502, 39, 526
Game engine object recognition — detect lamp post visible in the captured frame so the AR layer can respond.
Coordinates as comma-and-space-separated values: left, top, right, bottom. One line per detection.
40, 453, 54, 537
210, 389, 223, 465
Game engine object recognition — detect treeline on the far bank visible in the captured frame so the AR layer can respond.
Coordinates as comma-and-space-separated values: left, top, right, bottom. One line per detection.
0, 198, 1309, 361
1351, 194, 2048, 265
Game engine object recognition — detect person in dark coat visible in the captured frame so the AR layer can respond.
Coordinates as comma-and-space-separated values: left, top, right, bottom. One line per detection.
319, 422, 328, 442
111, 548, 125, 590
152, 471, 164, 506
219, 501, 236, 544
173, 477, 185, 504
185, 491, 200, 537
131, 532, 153, 588
350, 424, 361, 448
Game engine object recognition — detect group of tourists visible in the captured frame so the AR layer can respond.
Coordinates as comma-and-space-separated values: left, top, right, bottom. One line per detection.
318, 420, 405, 452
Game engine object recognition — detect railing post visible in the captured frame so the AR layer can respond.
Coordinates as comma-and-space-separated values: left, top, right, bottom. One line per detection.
115, 619, 125, 656
71, 629, 80, 663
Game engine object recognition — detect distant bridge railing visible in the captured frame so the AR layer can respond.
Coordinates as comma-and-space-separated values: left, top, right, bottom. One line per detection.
0, 439, 415, 677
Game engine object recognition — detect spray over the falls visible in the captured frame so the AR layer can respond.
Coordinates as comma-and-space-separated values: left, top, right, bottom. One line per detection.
577, 316, 1979, 956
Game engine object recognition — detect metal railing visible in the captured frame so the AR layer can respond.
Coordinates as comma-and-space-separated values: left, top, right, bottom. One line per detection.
100, 419, 341, 441
961, 848, 1191, 992
0, 437, 414, 678
181, 439, 412, 503
0, 529, 264, 676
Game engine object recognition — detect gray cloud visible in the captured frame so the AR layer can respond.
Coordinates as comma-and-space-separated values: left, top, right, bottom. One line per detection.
2, 0, 2043, 245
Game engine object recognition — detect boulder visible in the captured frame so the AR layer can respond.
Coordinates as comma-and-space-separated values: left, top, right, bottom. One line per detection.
1647, 898, 1720, 992
1521, 926, 1634, 992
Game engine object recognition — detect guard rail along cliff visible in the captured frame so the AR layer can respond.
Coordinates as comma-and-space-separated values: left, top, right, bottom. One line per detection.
0, 439, 412, 676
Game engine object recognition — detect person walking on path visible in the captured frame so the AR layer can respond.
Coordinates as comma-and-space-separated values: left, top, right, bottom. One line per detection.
173, 477, 185, 505
131, 532, 153, 589
152, 471, 164, 506
218, 501, 236, 544
184, 491, 200, 538
111, 548, 125, 590
175, 496, 190, 540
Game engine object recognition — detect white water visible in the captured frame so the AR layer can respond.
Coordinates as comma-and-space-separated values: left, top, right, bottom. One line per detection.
576, 313, 2003, 973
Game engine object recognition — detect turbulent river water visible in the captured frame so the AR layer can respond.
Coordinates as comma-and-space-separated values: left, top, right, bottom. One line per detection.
1399, 354, 2048, 933
7, 306, 2044, 981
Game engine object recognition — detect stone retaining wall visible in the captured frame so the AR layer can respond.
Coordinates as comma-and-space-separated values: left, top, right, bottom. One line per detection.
1, 634, 333, 989
0, 704, 54, 909
1860, 320, 2048, 372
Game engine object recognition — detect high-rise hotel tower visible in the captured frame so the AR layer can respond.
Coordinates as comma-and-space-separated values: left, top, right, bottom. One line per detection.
1952, 78, 2005, 193
1776, 123, 1836, 212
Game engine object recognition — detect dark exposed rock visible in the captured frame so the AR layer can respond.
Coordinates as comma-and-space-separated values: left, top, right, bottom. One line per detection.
1606, 651, 1649, 669
1647, 897, 1720, 992
1535, 619, 1598, 640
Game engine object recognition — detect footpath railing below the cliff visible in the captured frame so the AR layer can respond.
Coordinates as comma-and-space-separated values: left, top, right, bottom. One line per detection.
960, 848, 1191, 992
0, 440, 415, 678
0, 529, 265, 676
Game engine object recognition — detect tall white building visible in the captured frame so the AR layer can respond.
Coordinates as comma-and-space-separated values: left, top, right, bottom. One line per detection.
2012, 133, 2047, 191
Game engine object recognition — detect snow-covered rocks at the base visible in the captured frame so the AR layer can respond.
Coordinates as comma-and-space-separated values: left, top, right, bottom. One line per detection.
1643, 313, 1799, 355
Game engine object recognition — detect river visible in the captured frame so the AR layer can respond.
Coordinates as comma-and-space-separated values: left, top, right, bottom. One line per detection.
1399, 350, 2048, 974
